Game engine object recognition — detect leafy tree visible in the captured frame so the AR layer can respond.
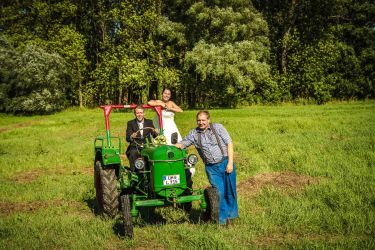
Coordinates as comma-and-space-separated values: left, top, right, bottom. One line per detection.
185, 40, 271, 106
85, 0, 185, 105
253, 0, 374, 101
0, 40, 69, 114
48, 26, 88, 108
0, 36, 17, 111
86, 0, 161, 105
1, 0, 373, 112
0, 0, 89, 108
358, 44, 375, 98
328, 0, 375, 98
182, 1, 271, 107
287, 37, 362, 103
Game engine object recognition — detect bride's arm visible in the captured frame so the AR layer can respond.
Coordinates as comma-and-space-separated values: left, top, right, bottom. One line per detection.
166, 101, 183, 113
148, 100, 166, 108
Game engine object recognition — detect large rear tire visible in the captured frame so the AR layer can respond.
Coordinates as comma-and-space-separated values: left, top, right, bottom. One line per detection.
203, 187, 219, 223
120, 194, 134, 238
94, 160, 119, 217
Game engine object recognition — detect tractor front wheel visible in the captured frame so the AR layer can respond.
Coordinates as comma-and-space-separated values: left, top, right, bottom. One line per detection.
203, 187, 219, 223
120, 194, 134, 238
94, 160, 119, 217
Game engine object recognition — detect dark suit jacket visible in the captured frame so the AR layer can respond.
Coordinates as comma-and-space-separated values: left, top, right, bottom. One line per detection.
126, 118, 157, 149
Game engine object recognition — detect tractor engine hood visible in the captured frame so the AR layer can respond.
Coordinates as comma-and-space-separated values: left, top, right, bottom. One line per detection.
141, 144, 186, 162
141, 145, 188, 198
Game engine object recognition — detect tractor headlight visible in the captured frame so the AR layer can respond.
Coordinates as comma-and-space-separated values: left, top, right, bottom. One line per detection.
134, 158, 145, 170
187, 154, 198, 165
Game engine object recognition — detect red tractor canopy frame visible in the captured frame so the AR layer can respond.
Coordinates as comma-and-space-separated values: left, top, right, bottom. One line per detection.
100, 104, 163, 146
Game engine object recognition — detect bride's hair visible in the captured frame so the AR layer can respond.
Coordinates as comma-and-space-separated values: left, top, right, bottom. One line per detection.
162, 87, 172, 94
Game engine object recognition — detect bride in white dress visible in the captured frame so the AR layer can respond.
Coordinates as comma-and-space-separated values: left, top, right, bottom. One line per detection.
148, 88, 196, 177
148, 88, 183, 145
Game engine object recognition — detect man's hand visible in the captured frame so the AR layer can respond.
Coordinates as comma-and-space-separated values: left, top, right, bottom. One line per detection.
226, 162, 233, 174
131, 132, 138, 139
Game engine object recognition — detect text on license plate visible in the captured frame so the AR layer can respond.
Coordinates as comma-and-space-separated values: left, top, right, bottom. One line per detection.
163, 175, 180, 185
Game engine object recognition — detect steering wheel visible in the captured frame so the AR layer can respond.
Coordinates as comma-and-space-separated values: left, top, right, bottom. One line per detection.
131, 127, 157, 147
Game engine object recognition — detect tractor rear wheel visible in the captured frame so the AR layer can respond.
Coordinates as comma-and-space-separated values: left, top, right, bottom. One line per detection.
94, 160, 119, 217
203, 187, 219, 223
120, 194, 134, 238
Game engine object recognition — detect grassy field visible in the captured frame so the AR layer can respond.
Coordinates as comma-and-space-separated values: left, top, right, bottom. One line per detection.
0, 101, 374, 249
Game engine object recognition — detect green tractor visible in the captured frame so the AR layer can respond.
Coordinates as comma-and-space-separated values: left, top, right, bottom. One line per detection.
94, 104, 219, 238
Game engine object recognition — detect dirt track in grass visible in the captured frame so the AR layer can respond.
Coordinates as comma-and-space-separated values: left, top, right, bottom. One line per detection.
0, 199, 86, 216
9, 166, 94, 184
0, 121, 42, 133
237, 171, 319, 197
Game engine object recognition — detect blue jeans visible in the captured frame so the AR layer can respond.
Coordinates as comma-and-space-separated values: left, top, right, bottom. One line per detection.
205, 158, 238, 224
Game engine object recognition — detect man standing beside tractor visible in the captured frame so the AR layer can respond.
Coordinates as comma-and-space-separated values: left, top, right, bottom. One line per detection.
126, 105, 158, 171
176, 110, 238, 226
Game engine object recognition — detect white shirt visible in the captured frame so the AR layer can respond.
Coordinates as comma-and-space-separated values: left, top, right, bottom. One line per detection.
137, 121, 144, 137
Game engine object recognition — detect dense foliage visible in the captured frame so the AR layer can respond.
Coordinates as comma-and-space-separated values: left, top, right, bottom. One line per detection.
0, 38, 69, 114
0, 0, 374, 113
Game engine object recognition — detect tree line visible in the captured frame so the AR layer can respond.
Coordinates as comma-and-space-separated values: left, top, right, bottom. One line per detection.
0, 0, 374, 114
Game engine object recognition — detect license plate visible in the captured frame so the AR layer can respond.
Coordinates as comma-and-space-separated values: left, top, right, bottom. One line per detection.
163, 175, 180, 185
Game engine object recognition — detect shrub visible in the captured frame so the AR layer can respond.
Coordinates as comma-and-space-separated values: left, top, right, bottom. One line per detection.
0, 41, 69, 114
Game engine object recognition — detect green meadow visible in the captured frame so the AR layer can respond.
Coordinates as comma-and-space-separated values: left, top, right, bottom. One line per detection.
0, 101, 374, 249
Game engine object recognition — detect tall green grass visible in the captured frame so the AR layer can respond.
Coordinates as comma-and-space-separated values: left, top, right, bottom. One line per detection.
0, 102, 374, 249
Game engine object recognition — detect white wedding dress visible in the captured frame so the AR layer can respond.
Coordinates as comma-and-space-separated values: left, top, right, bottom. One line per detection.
153, 110, 182, 145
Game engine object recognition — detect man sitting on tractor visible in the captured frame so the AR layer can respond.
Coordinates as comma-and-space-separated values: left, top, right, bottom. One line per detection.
126, 105, 158, 171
